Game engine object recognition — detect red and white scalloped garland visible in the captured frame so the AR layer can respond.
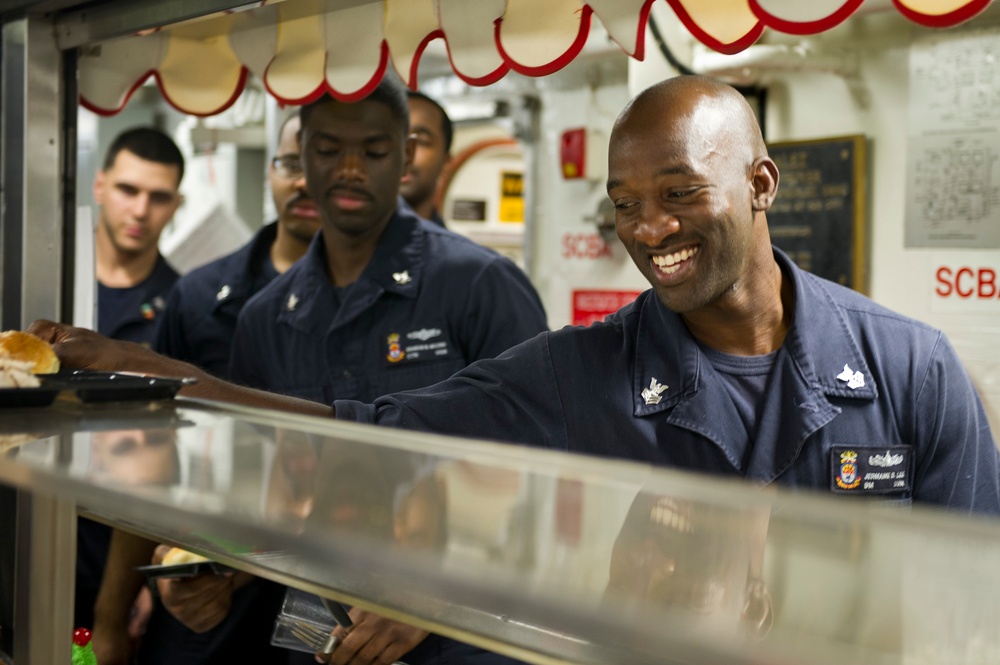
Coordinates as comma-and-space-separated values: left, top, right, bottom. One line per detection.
78, 0, 992, 116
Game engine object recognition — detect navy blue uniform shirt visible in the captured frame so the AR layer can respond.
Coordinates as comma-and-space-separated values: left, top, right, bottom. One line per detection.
97, 254, 179, 345
157, 222, 279, 378
230, 205, 548, 402
80, 254, 180, 629
337, 248, 1000, 515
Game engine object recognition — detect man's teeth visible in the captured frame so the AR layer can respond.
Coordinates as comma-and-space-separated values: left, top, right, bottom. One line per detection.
652, 247, 698, 274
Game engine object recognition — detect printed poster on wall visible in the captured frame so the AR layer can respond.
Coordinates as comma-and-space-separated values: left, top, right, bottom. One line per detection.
906, 28, 1000, 248
499, 171, 524, 223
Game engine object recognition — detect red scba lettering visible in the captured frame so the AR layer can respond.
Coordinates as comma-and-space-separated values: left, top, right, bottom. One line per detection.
936, 266, 998, 298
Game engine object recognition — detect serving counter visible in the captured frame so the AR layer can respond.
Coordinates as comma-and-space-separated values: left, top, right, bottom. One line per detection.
1, 393, 1000, 664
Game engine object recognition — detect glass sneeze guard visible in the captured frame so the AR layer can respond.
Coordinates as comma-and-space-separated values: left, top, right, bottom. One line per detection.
1, 395, 999, 665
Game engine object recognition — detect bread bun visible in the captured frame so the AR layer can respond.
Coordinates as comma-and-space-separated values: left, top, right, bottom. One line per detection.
161, 547, 210, 566
0, 331, 60, 374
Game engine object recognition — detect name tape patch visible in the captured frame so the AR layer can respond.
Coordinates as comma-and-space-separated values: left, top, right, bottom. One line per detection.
831, 446, 912, 495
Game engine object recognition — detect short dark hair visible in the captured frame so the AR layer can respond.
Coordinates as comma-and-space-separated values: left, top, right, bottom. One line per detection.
407, 91, 453, 154
102, 127, 185, 183
300, 77, 410, 136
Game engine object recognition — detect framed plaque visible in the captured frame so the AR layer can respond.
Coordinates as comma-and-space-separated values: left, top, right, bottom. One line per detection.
767, 135, 868, 292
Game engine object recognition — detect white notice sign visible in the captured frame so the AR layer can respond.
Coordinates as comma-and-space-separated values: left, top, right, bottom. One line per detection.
906, 29, 1000, 248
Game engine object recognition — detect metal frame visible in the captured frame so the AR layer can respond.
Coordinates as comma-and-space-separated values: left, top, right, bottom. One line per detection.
1, 10, 75, 663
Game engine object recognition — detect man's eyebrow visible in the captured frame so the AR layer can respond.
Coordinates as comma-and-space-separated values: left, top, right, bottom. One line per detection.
308, 130, 394, 145
114, 181, 175, 198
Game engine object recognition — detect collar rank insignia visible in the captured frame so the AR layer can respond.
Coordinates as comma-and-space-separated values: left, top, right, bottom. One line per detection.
216, 285, 231, 301
392, 270, 411, 285
641, 377, 669, 405
287, 294, 299, 311
836, 364, 865, 390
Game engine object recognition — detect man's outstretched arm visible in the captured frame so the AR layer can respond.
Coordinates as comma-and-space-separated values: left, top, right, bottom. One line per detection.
27, 320, 335, 418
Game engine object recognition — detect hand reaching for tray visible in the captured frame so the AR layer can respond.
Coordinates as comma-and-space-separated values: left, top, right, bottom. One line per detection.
27, 320, 177, 375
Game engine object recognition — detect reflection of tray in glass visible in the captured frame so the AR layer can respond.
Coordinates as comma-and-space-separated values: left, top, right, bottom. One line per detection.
135, 560, 235, 581
0, 384, 61, 408
47, 370, 197, 403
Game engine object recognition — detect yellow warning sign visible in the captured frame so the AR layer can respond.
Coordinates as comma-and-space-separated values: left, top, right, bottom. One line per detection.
499, 171, 524, 223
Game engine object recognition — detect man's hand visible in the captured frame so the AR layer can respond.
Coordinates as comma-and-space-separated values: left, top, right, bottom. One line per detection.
151, 544, 253, 634
155, 574, 235, 633
27, 320, 177, 374
321, 609, 428, 665
129, 586, 154, 639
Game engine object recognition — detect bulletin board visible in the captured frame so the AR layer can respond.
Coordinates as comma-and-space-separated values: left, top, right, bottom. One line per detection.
767, 135, 868, 292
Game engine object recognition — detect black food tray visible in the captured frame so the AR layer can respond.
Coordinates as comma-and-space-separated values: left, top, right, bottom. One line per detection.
51, 370, 197, 403
0, 384, 61, 408
136, 560, 235, 581
0, 370, 196, 408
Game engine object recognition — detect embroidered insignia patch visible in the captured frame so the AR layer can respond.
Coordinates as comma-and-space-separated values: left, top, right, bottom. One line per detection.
386, 333, 405, 363
831, 446, 912, 494
407, 328, 442, 342
834, 450, 861, 490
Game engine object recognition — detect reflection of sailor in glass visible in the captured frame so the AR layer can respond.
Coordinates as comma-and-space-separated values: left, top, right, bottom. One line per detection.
392, 465, 447, 552
604, 491, 772, 643
264, 428, 321, 529
89, 428, 180, 487
307, 442, 425, 545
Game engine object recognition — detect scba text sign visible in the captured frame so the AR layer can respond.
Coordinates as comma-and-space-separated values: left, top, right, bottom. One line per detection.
932, 253, 1000, 311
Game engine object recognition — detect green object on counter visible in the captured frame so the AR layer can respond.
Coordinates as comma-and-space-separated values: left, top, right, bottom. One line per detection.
72, 627, 97, 665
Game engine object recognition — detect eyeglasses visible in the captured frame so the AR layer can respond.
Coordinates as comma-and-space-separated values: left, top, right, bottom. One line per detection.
271, 156, 304, 180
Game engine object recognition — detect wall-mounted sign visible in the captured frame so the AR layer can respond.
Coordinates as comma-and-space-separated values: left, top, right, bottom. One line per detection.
768, 135, 867, 292
562, 233, 613, 260
572, 290, 641, 326
932, 252, 1000, 312
499, 172, 524, 223
452, 199, 487, 222
906, 28, 1000, 248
